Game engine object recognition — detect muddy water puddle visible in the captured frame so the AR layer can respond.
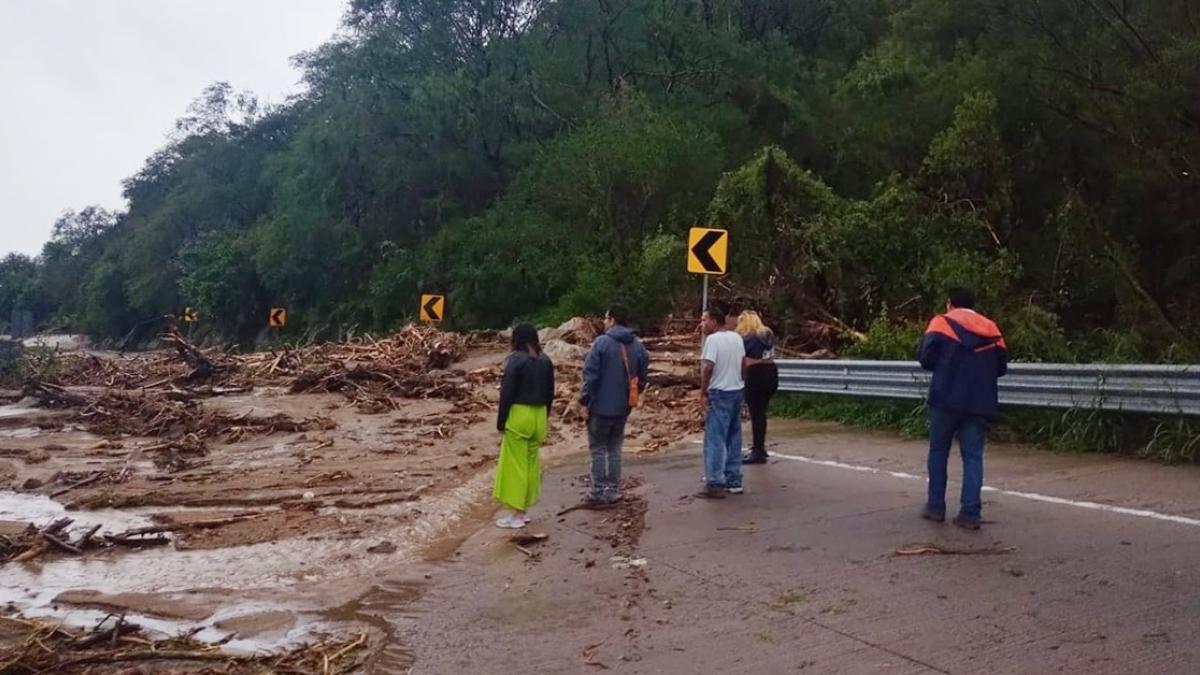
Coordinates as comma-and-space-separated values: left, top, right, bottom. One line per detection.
0, 490, 155, 530
0, 469, 496, 658
326, 473, 500, 673
330, 577, 424, 673
0, 372, 521, 665
0, 402, 71, 432
0, 427, 49, 439
0, 588, 342, 655
0, 405, 38, 420
0, 490, 281, 529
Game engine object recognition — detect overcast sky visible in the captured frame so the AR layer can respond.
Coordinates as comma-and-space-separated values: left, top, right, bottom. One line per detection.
0, 0, 347, 257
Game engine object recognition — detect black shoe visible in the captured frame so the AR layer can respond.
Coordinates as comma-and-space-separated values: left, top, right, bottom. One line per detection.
695, 487, 727, 500
742, 453, 768, 465
952, 515, 981, 530
581, 498, 619, 511
921, 507, 946, 523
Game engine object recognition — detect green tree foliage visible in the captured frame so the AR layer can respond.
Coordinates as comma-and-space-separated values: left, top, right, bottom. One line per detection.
4, 0, 1199, 361
39, 207, 121, 320
0, 254, 42, 329
708, 146, 844, 284
178, 230, 266, 341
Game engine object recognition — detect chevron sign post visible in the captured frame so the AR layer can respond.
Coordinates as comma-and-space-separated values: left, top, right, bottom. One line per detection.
687, 227, 729, 311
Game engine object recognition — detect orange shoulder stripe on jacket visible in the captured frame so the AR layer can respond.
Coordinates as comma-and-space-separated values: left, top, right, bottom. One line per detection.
944, 309, 1008, 350
925, 315, 960, 342
945, 309, 1005, 339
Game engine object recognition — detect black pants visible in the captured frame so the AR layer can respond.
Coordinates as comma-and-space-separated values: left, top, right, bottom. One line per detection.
745, 363, 779, 454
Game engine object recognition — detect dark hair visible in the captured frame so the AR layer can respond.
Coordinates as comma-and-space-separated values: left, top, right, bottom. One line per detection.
947, 286, 976, 310
511, 323, 541, 355
606, 304, 629, 326
706, 305, 727, 324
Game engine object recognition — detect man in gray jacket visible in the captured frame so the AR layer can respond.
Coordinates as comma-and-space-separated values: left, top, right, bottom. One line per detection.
580, 304, 650, 507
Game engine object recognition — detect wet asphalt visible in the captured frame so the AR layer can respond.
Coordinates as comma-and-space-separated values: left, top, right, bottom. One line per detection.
400, 420, 1200, 674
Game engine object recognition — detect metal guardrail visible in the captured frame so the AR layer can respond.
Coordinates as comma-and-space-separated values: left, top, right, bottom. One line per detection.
776, 360, 1200, 416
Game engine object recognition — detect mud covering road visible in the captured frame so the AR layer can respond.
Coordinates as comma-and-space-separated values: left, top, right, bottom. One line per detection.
405, 420, 1200, 674
0, 323, 705, 672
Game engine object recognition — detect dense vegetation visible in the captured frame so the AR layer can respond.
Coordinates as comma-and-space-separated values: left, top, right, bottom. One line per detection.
3, 0, 1200, 362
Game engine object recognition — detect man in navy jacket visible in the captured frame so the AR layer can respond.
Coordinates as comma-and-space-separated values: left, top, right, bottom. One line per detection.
580, 304, 649, 506
917, 287, 1008, 530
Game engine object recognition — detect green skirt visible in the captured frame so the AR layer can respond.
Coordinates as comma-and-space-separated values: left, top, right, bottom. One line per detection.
493, 404, 548, 511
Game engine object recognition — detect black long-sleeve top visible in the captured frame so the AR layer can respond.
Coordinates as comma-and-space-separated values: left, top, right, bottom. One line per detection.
497, 350, 555, 431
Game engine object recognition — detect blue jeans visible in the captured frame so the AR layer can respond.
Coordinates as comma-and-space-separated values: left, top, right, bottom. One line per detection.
588, 414, 627, 503
703, 389, 744, 489
926, 408, 987, 521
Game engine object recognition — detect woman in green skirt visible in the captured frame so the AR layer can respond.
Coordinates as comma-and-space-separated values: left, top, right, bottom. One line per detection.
493, 323, 555, 529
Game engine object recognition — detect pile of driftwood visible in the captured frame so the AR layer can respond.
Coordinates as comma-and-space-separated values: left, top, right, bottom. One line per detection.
56, 323, 475, 383
33, 322, 709, 455
236, 326, 481, 411
0, 517, 170, 565
50, 325, 480, 413
54, 327, 234, 391
1, 510, 299, 565
0, 614, 368, 674
239, 325, 468, 378
23, 382, 334, 442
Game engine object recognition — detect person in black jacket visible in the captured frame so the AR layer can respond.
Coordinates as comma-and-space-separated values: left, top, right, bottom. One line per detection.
736, 311, 779, 464
917, 287, 1008, 530
493, 324, 555, 529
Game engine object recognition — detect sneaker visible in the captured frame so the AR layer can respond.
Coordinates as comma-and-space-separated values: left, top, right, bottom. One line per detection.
921, 507, 946, 523
742, 453, 768, 465
695, 487, 727, 500
495, 514, 526, 529
727, 486, 744, 494
952, 515, 981, 531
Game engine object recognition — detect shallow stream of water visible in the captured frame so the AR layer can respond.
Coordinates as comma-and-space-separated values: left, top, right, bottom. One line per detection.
0, 471, 493, 656
0, 490, 155, 531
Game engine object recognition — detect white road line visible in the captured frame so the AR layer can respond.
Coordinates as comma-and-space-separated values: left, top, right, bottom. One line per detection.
770, 451, 1200, 528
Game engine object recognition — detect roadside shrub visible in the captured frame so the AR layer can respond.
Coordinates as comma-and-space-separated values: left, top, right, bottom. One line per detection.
0, 346, 61, 387
846, 316, 924, 360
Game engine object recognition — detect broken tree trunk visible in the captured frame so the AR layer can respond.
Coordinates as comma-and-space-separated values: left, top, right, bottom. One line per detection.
24, 381, 89, 408
159, 328, 219, 380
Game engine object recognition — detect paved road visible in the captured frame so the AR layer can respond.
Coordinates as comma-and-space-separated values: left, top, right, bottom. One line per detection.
398, 420, 1200, 674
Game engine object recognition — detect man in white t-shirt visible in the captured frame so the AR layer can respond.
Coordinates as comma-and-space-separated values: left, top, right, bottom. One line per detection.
698, 304, 746, 498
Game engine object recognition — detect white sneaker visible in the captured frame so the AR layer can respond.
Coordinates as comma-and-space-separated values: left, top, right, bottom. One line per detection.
727, 486, 744, 494
495, 515, 526, 529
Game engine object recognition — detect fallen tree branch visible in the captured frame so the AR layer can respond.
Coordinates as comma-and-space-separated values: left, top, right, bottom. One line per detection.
895, 544, 1016, 556
71, 618, 141, 650
41, 532, 83, 555
11, 538, 47, 563
49, 472, 107, 498
75, 524, 103, 548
